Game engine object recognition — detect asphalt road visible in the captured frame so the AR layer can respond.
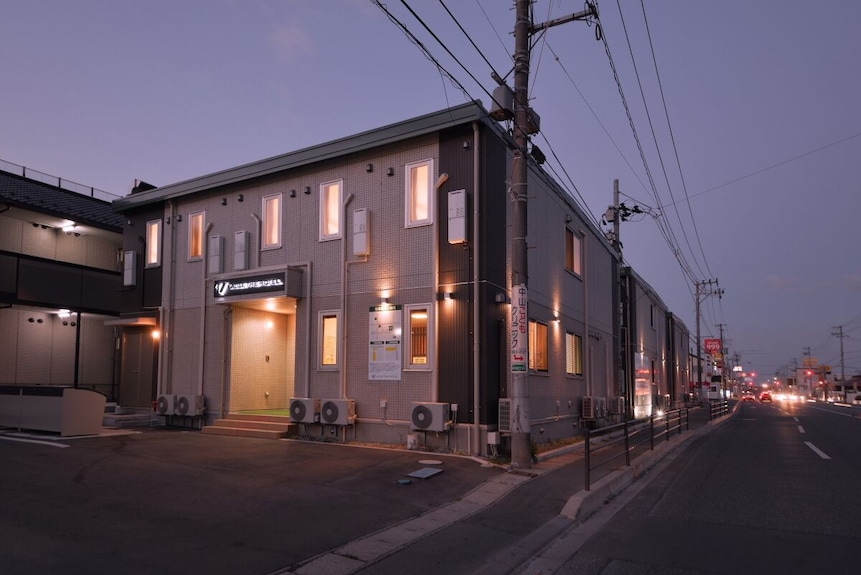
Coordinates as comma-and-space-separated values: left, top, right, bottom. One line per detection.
539, 399, 861, 574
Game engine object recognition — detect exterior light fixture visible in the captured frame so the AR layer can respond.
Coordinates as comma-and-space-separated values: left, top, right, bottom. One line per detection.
304, 186, 311, 195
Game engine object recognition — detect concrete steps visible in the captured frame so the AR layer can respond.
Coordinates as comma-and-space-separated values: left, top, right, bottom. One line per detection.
201, 413, 296, 440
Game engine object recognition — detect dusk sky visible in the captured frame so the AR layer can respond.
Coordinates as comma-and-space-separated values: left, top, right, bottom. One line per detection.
2, 0, 859, 383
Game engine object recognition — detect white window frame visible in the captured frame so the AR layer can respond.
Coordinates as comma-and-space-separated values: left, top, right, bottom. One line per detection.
145, 219, 161, 267
319, 179, 343, 241
405, 159, 434, 228
566, 332, 583, 376
566, 227, 582, 276
262, 193, 282, 250
404, 303, 433, 370
188, 211, 205, 261
318, 310, 340, 370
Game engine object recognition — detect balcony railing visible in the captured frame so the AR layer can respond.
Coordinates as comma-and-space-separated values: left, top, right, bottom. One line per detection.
0, 158, 122, 202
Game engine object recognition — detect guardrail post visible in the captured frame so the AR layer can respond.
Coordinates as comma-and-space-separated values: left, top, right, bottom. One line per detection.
649, 414, 655, 450
665, 411, 671, 442
584, 428, 591, 491
623, 418, 630, 466
684, 407, 689, 431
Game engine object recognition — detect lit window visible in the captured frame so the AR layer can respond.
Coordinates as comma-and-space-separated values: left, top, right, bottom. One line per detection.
566, 332, 583, 375
262, 193, 282, 249
145, 220, 161, 267
188, 211, 205, 261
406, 159, 433, 227
405, 304, 432, 369
319, 311, 339, 369
320, 180, 342, 240
566, 228, 582, 275
528, 320, 548, 372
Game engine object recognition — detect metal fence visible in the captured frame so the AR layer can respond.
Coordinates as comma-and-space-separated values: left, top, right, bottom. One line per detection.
584, 408, 690, 491
0, 158, 122, 202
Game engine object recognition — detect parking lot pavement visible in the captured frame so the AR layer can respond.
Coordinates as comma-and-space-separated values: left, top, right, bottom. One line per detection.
1, 405, 721, 575
0, 429, 503, 575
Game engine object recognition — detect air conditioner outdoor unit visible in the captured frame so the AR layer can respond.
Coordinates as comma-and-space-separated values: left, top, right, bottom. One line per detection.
155, 394, 176, 416
582, 396, 595, 420
410, 402, 451, 432
498, 398, 512, 433
174, 394, 205, 416
319, 399, 356, 426
609, 396, 625, 415
289, 398, 320, 423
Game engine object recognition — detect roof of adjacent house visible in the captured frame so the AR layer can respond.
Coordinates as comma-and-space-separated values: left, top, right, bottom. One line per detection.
113, 101, 491, 211
0, 169, 124, 232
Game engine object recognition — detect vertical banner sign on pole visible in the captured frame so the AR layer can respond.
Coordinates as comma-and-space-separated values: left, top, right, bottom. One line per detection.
510, 284, 528, 372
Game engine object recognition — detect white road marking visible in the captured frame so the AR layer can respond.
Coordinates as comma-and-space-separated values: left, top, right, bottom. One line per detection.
804, 441, 831, 460
793, 417, 799, 422
797, 425, 805, 434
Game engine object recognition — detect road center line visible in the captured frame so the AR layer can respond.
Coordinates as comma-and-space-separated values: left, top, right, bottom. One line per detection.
797, 425, 805, 434
804, 441, 831, 460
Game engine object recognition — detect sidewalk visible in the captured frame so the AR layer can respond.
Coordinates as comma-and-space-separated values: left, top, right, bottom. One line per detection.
277, 405, 727, 575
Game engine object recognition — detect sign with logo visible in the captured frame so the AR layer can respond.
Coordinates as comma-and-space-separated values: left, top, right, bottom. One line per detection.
510, 284, 528, 372
213, 272, 285, 298
704, 338, 722, 355
369, 304, 402, 381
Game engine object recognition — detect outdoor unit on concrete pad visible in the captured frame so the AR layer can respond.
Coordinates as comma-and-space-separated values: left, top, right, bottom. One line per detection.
319, 399, 356, 426
410, 402, 451, 432
156, 394, 176, 416
582, 396, 595, 419
289, 398, 320, 423
175, 394, 205, 416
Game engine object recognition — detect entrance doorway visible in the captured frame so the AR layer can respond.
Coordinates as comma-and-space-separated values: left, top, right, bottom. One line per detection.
228, 305, 296, 413
119, 329, 157, 408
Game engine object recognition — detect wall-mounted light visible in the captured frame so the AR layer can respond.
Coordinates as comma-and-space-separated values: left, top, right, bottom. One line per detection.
494, 292, 509, 304
289, 189, 296, 198
220, 198, 227, 206
366, 163, 374, 173
444, 292, 452, 301
304, 186, 311, 195
386, 167, 394, 177
237, 194, 244, 202
151, 329, 161, 340
176, 214, 183, 222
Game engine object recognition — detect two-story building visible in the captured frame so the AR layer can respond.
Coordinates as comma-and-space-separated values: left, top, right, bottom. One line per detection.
112, 102, 632, 454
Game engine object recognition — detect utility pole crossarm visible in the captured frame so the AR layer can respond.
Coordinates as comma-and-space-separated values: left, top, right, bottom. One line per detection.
530, 6, 597, 33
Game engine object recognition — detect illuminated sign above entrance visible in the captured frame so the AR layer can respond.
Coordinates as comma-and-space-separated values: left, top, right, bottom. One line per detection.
214, 272, 286, 298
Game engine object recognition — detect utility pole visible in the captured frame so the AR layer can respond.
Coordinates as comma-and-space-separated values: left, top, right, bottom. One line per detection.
694, 279, 722, 400
802, 346, 812, 397
715, 323, 726, 396
832, 325, 845, 384
508, 0, 596, 469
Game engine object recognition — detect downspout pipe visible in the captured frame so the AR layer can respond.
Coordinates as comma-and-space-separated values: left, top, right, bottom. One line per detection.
472, 121, 481, 456
198, 221, 213, 397
340, 193, 354, 399
166, 200, 178, 394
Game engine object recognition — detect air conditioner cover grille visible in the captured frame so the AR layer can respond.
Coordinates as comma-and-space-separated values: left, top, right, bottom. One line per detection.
412, 405, 433, 430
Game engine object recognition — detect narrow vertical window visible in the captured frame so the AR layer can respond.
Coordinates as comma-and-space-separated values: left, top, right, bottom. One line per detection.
528, 320, 548, 372
145, 219, 161, 267
319, 311, 340, 369
405, 159, 433, 227
320, 180, 343, 240
405, 304, 432, 370
566, 332, 583, 376
565, 228, 582, 275
188, 211, 204, 261
262, 193, 282, 249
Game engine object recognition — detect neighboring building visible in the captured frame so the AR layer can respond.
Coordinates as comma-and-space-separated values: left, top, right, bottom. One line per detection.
620, 267, 691, 418
0, 161, 124, 398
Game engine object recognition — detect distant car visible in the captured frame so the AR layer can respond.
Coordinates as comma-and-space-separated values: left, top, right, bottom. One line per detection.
759, 391, 772, 402
741, 393, 756, 402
